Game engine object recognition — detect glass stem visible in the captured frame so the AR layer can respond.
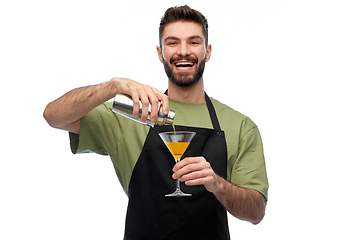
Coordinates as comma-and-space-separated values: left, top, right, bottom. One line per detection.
176, 178, 180, 190
175, 158, 181, 191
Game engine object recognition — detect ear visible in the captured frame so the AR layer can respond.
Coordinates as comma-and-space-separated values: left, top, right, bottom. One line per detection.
156, 46, 163, 63
205, 44, 212, 62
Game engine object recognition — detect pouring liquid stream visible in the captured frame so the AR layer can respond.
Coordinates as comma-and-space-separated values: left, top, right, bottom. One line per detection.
170, 123, 178, 163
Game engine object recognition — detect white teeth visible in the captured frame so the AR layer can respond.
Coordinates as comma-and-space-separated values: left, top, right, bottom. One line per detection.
175, 62, 194, 67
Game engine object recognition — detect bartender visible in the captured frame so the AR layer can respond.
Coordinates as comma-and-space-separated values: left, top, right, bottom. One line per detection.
43, 5, 268, 240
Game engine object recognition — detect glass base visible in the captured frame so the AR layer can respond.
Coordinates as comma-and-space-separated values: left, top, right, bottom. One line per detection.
165, 189, 192, 197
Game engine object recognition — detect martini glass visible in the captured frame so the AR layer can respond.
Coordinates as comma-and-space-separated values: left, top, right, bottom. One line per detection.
159, 131, 196, 197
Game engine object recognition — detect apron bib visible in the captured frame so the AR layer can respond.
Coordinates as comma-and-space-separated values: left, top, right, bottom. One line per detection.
124, 93, 230, 240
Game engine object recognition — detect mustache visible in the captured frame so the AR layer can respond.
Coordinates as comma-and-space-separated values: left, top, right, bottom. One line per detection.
170, 56, 198, 64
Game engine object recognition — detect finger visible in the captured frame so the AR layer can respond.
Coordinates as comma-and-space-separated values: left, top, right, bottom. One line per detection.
145, 86, 160, 122
137, 87, 150, 122
173, 157, 205, 172
153, 89, 169, 115
177, 168, 213, 182
129, 87, 140, 118
173, 158, 211, 179
184, 176, 214, 186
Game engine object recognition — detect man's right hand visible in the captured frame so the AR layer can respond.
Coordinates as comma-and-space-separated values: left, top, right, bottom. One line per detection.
113, 78, 169, 123
43, 78, 168, 134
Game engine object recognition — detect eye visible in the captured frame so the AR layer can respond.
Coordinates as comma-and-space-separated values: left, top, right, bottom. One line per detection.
166, 42, 177, 46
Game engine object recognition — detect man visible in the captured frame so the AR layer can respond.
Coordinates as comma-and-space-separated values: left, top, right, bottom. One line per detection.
44, 5, 268, 240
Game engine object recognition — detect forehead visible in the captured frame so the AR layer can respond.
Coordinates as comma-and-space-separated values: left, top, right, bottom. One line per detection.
162, 21, 205, 42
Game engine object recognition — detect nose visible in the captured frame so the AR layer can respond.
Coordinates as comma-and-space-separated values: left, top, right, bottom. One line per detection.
177, 41, 190, 57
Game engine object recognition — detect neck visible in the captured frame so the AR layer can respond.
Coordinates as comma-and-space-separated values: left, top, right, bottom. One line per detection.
167, 78, 205, 103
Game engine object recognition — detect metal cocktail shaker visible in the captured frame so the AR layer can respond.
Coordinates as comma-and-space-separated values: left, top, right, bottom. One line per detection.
112, 94, 175, 127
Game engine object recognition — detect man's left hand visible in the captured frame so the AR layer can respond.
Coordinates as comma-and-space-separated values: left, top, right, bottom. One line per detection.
172, 157, 219, 193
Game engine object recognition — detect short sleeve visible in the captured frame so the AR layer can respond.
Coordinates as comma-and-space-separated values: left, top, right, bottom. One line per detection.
230, 122, 269, 201
69, 102, 120, 156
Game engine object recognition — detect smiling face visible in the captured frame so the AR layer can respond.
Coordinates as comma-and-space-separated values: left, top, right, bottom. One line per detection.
157, 21, 212, 87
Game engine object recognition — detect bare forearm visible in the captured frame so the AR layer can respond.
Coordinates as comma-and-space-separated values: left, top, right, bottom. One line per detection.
44, 79, 118, 130
173, 157, 266, 224
44, 78, 169, 133
213, 176, 266, 225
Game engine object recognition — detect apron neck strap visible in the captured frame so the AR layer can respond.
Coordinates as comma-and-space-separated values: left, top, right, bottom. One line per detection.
164, 90, 221, 131
205, 93, 221, 131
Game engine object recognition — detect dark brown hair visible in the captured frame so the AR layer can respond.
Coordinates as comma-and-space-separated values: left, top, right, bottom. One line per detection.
159, 5, 209, 47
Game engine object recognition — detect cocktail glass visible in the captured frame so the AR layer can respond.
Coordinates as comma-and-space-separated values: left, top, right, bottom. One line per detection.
159, 131, 196, 197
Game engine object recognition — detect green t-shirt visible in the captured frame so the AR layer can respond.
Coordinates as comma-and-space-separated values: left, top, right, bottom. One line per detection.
69, 97, 269, 200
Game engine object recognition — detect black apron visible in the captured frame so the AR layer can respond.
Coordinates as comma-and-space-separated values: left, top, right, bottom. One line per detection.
124, 93, 230, 240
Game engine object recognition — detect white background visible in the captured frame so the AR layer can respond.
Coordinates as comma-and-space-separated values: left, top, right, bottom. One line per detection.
1, 0, 359, 239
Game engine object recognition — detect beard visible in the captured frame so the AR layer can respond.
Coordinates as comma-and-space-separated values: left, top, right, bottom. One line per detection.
163, 56, 206, 87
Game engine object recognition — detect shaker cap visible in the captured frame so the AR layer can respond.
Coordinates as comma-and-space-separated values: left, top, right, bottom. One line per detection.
166, 110, 175, 123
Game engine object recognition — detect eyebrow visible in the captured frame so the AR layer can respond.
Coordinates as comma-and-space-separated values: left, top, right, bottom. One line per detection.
189, 35, 204, 42
164, 35, 204, 42
164, 36, 179, 42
